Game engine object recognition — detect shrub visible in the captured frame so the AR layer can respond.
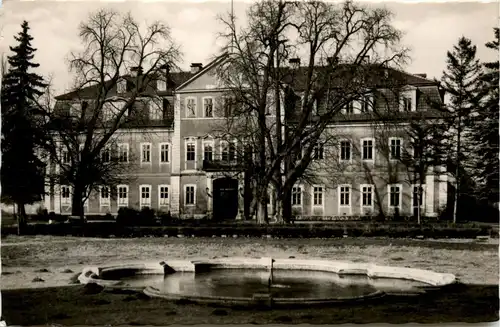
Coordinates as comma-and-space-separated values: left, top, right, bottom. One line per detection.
158, 211, 172, 226
139, 207, 157, 226
116, 207, 139, 226
33, 207, 49, 221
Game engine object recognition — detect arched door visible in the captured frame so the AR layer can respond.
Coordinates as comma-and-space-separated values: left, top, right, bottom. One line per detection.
213, 178, 239, 220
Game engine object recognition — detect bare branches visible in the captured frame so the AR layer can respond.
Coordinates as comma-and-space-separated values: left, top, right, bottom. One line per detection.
212, 0, 408, 222
41, 9, 182, 217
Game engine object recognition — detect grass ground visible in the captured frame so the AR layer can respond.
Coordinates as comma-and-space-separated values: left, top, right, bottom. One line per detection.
1, 236, 498, 325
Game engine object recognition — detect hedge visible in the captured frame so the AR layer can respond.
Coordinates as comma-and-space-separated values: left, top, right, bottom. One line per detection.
1, 222, 495, 239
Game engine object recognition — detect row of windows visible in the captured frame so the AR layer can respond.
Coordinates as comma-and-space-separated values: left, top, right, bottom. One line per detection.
183, 92, 415, 118
185, 97, 233, 118
60, 138, 404, 167
60, 143, 171, 165
60, 184, 424, 211
59, 185, 195, 207
289, 184, 424, 209
299, 138, 403, 162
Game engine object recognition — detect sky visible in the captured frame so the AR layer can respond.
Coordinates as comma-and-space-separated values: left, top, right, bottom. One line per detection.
0, 0, 498, 95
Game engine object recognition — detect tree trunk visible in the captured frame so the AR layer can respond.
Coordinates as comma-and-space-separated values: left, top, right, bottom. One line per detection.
71, 183, 85, 225
256, 198, 268, 225
16, 202, 27, 235
281, 186, 293, 224
453, 118, 462, 224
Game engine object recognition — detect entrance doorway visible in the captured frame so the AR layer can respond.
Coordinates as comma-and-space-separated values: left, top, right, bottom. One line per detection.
213, 178, 239, 220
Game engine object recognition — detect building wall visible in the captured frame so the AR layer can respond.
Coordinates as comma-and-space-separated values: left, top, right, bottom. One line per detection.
44, 62, 448, 220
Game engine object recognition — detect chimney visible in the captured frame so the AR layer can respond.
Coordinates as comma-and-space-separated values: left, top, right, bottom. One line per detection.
415, 73, 427, 78
327, 57, 339, 66
190, 63, 203, 74
130, 66, 143, 77
289, 58, 300, 69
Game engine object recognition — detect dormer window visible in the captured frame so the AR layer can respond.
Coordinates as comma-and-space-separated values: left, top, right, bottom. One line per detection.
69, 102, 80, 117
157, 79, 167, 92
399, 88, 417, 112
117, 79, 126, 94
402, 96, 412, 112
343, 101, 354, 114
149, 101, 163, 120
360, 94, 372, 113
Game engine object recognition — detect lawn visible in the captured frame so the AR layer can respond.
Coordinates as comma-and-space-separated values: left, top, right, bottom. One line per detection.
1, 236, 498, 325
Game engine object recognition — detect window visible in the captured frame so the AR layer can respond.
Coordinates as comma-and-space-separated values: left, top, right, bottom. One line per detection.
159, 143, 169, 163
412, 185, 424, 207
100, 186, 110, 206
203, 142, 213, 161
186, 97, 196, 117
185, 185, 195, 205
69, 102, 80, 117
229, 142, 237, 161
78, 144, 84, 162
141, 143, 151, 163
162, 99, 170, 118
101, 148, 110, 163
291, 186, 302, 206
157, 79, 167, 92
61, 186, 71, 205
221, 141, 236, 162
203, 97, 213, 117
159, 185, 169, 206
312, 98, 319, 116
339, 185, 350, 206
313, 186, 323, 206
117, 185, 129, 206
223, 97, 232, 117
389, 138, 402, 160
344, 101, 354, 114
118, 143, 129, 163
117, 79, 126, 94
360, 95, 371, 113
389, 185, 401, 208
340, 141, 351, 161
61, 149, 71, 164
402, 96, 412, 112
362, 139, 374, 161
140, 185, 151, 207
313, 142, 324, 160
149, 101, 163, 120
361, 185, 373, 207
186, 143, 195, 161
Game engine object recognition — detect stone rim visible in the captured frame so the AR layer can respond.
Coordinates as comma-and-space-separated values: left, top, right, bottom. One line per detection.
78, 257, 457, 306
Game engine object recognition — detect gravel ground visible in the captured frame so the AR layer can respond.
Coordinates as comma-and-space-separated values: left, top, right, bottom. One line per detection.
1, 235, 498, 289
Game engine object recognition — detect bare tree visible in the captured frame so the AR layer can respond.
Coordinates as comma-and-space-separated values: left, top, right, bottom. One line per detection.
39, 9, 181, 221
214, 0, 408, 223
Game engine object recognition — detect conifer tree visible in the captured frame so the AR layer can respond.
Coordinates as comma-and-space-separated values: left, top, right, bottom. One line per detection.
441, 36, 483, 222
1, 21, 47, 234
471, 28, 499, 206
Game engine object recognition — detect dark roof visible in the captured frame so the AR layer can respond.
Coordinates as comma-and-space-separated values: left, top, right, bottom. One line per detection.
280, 64, 439, 91
55, 71, 195, 101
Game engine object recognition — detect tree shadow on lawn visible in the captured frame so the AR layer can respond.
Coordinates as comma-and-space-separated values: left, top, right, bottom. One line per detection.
1, 283, 498, 325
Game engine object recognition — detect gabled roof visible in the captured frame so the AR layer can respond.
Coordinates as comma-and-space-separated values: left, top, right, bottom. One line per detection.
175, 52, 230, 91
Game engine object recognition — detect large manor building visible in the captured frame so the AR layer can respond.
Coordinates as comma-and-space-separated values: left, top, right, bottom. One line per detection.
42, 53, 452, 221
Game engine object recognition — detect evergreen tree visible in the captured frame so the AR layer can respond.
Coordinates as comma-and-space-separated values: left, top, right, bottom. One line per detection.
441, 36, 483, 223
1, 21, 47, 234
471, 28, 499, 206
